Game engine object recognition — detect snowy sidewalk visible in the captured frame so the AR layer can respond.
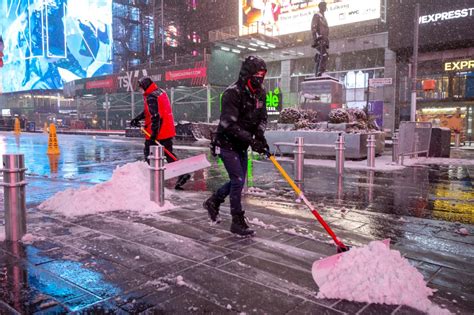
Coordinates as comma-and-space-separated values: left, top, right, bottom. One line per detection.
1, 187, 472, 314
0, 132, 473, 314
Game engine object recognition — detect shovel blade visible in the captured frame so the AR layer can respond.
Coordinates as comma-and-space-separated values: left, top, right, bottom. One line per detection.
312, 239, 390, 285
164, 153, 211, 180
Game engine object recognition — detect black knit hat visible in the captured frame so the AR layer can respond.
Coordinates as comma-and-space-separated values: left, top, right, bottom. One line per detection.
137, 76, 154, 90
239, 56, 267, 81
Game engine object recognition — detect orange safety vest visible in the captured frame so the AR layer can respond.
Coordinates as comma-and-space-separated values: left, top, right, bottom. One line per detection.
143, 83, 176, 140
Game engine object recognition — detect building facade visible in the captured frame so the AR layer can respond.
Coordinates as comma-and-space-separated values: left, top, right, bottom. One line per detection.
388, 0, 474, 141
0, 0, 232, 129
209, 0, 397, 131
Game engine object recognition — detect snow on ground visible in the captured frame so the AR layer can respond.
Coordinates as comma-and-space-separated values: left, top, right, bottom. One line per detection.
21, 233, 46, 244
457, 228, 469, 236
273, 155, 405, 171
272, 154, 474, 172
402, 157, 474, 166
312, 240, 451, 315
39, 161, 176, 216
249, 217, 277, 229
245, 187, 268, 197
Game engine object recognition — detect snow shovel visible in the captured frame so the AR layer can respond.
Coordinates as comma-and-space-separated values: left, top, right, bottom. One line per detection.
312, 239, 390, 286
141, 128, 211, 179
265, 151, 350, 253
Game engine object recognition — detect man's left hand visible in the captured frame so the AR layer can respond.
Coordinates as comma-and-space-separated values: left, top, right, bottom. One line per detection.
251, 138, 269, 154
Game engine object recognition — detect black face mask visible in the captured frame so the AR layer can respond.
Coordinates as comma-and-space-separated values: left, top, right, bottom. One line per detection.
249, 76, 265, 91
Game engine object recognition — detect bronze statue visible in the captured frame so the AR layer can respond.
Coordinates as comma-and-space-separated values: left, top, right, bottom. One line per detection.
311, 2, 329, 77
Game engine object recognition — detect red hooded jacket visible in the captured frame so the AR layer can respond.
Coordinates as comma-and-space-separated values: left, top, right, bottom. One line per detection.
143, 83, 176, 140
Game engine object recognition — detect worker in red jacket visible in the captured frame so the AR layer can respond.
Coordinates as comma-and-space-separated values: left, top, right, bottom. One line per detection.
130, 77, 190, 190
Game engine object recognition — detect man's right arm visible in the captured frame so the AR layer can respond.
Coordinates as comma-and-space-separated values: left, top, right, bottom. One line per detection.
132, 111, 145, 121
130, 111, 145, 127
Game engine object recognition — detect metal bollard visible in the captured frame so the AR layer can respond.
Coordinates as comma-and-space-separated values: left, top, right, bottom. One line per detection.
149, 145, 166, 207
454, 133, 460, 147
367, 170, 375, 203
293, 137, 305, 190
392, 132, 399, 164
336, 174, 343, 202
335, 133, 345, 176
367, 134, 376, 168
1, 154, 27, 241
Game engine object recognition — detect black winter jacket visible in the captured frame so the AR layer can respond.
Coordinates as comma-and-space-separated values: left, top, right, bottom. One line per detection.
215, 80, 267, 152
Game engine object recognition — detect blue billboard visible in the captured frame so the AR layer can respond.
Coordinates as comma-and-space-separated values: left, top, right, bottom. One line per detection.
0, 0, 113, 93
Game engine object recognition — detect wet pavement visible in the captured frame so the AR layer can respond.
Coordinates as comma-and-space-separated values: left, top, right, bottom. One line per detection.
0, 132, 473, 314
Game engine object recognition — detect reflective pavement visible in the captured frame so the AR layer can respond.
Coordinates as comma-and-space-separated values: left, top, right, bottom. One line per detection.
0, 132, 472, 314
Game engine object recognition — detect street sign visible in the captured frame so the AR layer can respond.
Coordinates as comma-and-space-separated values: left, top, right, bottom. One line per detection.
369, 78, 392, 87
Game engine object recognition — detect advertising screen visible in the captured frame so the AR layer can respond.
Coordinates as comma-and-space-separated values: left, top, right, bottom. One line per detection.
0, 0, 113, 93
239, 0, 381, 36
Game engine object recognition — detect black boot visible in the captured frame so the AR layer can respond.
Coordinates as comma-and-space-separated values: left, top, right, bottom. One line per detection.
203, 195, 224, 223
175, 174, 191, 190
230, 214, 255, 236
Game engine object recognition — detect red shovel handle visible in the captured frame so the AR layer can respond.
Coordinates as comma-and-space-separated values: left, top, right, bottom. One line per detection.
141, 128, 178, 161
163, 147, 178, 161
310, 209, 348, 251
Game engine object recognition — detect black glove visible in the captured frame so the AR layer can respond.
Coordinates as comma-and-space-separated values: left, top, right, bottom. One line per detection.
130, 118, 141, 127
251, 138, 269, 154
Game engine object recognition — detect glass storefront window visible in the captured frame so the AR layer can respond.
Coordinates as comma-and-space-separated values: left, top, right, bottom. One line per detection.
418, 74, 472, 100
453, 75, 466, 99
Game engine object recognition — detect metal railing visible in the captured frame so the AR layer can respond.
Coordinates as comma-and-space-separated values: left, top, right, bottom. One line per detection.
398, 122, 432, 164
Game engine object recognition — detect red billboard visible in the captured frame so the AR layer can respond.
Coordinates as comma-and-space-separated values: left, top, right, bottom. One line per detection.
86, 77, 116, 90
165, 67, 206, 81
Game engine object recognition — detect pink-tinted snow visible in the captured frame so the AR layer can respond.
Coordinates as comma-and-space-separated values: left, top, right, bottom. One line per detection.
39, 161, 175, 216
312, 240, 451, 315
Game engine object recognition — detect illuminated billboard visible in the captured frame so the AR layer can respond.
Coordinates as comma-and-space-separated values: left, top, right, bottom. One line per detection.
239, 0, 381, 36
0, 0, 113, 93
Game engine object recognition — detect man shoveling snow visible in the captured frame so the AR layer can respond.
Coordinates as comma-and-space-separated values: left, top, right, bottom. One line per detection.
312, 240, 451, 315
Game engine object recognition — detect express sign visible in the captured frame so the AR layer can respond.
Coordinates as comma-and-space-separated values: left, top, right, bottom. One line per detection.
444, 60, 474, 71
419, 8, 474, 24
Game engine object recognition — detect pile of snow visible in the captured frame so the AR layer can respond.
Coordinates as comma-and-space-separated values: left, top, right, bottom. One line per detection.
313, 240, 450, 315
39, 161, 175, 216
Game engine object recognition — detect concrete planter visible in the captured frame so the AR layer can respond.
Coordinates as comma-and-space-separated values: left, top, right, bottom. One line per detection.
266, 130, 385, 159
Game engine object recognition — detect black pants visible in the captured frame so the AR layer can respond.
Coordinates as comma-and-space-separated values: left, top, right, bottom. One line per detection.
144, 137, 177, 163
214, 148, 248, 215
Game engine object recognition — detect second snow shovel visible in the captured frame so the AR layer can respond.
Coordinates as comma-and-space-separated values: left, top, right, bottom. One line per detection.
141, 128, 211, 179
265, 151, 350, 253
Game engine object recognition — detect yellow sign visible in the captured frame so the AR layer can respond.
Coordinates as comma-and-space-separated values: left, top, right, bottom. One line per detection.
444, 59, 474, 71
14, 117, 21, 135
47, 123, 60, 155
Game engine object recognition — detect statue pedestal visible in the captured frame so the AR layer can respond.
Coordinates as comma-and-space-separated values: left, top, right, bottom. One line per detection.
299, 76, 344, 121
